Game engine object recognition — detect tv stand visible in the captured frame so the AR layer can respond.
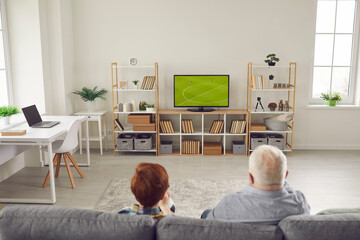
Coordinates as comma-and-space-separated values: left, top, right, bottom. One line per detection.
187, 107, 215, 112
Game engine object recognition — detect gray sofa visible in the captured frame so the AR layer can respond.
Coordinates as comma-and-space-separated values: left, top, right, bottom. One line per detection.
1, 205, 360, 240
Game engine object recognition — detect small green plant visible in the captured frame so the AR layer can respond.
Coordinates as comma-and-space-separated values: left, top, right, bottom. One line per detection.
320, 91, 342, 102
132, 80, 139, 86
145, 104, 154, 108
264, 54, 280, 66
0, 106, 20, 117
73, 86, 107, 102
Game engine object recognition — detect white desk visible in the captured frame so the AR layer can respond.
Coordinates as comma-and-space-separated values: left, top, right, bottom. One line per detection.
75, 111, 107, 155
0, 116, 90, 204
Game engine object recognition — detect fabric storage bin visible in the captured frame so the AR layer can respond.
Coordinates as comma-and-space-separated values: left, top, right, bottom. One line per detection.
160, 141, 173, 154
250, 133, 267, 150
134, 134, 153, 150
116, 134, 134, 150
232, 141, 246, 154
267, 134, 285, 150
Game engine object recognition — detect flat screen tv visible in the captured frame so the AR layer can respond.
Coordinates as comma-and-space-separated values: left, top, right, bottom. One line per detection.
174, 75, 229, 112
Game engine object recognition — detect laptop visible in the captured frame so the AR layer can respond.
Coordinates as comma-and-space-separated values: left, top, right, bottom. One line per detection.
22, 105, 60, 128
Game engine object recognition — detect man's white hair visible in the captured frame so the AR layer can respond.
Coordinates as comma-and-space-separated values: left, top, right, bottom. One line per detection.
249, 145, 287, 186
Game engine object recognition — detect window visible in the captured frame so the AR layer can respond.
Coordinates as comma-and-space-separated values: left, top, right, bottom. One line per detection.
311, 0, 358, 104
0, 0, 10, 106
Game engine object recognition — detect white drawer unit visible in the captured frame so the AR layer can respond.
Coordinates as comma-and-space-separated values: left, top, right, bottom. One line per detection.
75, 111, 107, 155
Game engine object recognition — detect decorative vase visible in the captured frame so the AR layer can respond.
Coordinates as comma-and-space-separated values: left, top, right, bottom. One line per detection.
86, 101, 96, 112
269, 107, 276, 111
146, 108, 155, 113
326, 100, 337, 106
1, 116, 10, 125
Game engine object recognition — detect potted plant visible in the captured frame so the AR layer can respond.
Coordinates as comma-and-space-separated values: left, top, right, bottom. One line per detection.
268, 102, 277, 111
269, 74, 274, 80
320, 91, 342, 106
264, 54, 280, 66
132, 80, 139, 89
73, 86, 108, 112
0, 106, 20, 125
145, 104, 155, 112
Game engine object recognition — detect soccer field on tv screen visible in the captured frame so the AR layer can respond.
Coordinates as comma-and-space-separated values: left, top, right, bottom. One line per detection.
174, 75, 229, 107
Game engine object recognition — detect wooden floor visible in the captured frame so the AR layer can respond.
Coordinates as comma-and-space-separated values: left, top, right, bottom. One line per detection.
1, 150, 360, 214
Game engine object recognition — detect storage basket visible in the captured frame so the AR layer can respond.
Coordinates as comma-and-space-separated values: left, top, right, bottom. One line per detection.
116, 134, 135, 150
134, 134, 153, 150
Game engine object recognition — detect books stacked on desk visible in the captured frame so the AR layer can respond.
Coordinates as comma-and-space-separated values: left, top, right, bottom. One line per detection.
182, 140, 200, 154
209, 120, 224, 133
181, 119, 194, 133
141, 76, 155, 90
229, 120, 246, 134
159, 120, 174, 133
1, 129, 26, 136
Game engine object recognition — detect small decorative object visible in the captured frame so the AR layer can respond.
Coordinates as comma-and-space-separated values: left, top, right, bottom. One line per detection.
273, 83, 278, 88
130, 58, 137, 66
269, 75, 274, 80
264, 54, 280, 66
0, 106, 20, 125
268, 102, 277, 111
118, 103, 123, 112
139, 101, 147, 111
278, 100, 284, 111
132, 80, 139, 89
286, 83, 290, 88
124, 103, 133, 112
281, 83, 287, 88
254, 97, 265, 112
320, 91, 342, 106
284, 100, 289, 112
73, 86, 108, 112
120, 81, 127, 89
131, 99, 137, 111
145, 104, 155, 113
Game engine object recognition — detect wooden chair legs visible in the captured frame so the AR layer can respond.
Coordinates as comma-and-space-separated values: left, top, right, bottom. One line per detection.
42, 152, 84, 189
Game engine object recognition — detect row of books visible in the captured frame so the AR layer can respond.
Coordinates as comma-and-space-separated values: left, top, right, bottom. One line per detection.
141, 76, 156, 90
251, 75, 265, 89
182, 119, 194, 133
229, 120, 246, 134
209, 120, 224, 133
160, 120, 175, 133
182, 140, 201, 154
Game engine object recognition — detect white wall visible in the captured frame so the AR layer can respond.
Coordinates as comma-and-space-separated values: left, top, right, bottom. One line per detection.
69, 0, 360, 149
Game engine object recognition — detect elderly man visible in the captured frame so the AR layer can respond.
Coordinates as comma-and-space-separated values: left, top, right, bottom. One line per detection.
202, 145, 310, 224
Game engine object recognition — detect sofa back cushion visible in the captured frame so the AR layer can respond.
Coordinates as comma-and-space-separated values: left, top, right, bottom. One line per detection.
279, 213, 360, 240
0, 205, 156, 240
157, 216, 283, 240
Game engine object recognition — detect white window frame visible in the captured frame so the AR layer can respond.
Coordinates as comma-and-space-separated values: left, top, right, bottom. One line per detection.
310, 0, 360, 105
0, 0, 13, 106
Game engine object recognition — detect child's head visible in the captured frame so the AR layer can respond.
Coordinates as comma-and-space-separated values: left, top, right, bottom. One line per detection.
131, 162, 169, 208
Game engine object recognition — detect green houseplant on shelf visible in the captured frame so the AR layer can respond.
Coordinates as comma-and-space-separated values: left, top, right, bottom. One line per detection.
0, 106, 20, 125
145, 104, 155, 112
320, 91, 342, 106
264, 54, 280, 66
73, 86, 108, 112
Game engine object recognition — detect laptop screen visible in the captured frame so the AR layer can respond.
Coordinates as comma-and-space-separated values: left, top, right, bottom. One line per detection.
22, 105, 43, 126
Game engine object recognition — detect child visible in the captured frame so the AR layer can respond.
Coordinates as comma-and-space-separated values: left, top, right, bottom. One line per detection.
118, 162, 175, 222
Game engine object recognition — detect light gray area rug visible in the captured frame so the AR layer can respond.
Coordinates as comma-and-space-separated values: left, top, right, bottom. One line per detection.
95, 178, 248, 218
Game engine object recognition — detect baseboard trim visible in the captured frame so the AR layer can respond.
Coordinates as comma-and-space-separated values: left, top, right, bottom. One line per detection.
293, 145, 360, 150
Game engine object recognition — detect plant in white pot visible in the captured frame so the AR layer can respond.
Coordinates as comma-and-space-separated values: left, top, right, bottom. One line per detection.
145, 104, 155, 112
73, 86, 108, 112
0, 106, 20, 125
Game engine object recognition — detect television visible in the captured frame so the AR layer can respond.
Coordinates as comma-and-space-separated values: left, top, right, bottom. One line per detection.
174, 75, 229, 112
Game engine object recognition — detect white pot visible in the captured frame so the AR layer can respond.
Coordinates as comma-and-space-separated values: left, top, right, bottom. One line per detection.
146, 108, 155, 113
86, 101, 96, 112
1, 116, 10, 125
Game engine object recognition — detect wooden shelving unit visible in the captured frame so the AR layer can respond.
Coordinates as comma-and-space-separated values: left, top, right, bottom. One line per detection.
111, 62, 159, 155
247, 62, 296, 156
156, 109, 248, 156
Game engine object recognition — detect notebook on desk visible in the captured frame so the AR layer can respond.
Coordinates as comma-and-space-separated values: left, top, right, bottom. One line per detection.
22, 105, 60, 128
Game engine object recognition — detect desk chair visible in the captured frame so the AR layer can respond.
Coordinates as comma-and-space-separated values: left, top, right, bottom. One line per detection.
42, 119, 84, 189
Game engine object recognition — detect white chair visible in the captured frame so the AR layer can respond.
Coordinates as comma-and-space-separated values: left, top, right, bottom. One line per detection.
42, 119, 84, 189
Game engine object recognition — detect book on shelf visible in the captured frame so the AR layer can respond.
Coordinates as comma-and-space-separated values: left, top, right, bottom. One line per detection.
182, 119, 194, 133
115, 119, 124, 131
251, 75, 265, 89
229, 120, 247, 134
182, 140, 200, 154
141, 76, 156, 90
160, 120, 174, 133
209, 120, 223, 133
1, 129, 26, 136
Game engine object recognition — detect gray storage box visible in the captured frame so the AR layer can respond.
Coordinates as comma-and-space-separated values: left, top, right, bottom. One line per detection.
134, 134, 153, 150
250, 133, 267, 150
116, 134, 134, 150
160, 141, 173, 154
264, 118, 288, 131
267, 134, 285, 150
232, 141, 246, 154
